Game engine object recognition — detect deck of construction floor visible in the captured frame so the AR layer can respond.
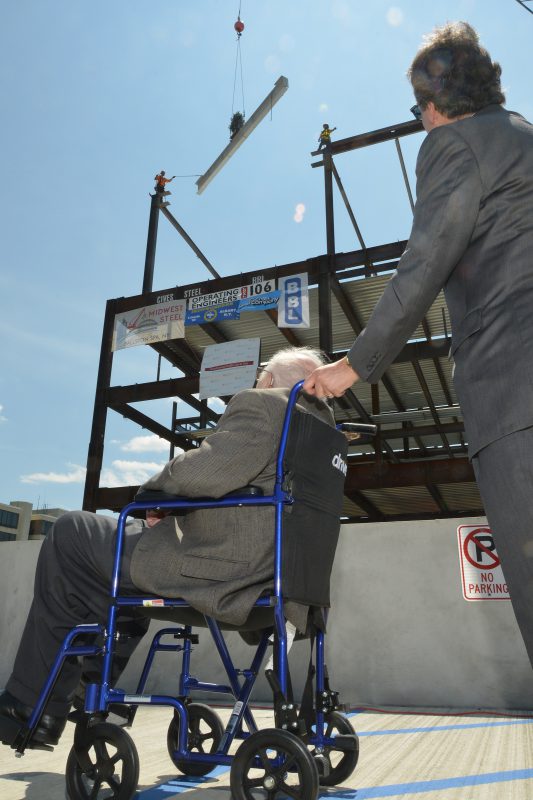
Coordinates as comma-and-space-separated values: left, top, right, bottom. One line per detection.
1, 705, 533, 799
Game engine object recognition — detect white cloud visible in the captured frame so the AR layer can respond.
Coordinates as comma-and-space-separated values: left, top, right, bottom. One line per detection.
319, 103, 329, 113
293, 203, 306, 223
386, 7, 404, 27
101, 460, 167, 487
20, 455, 170, 488
121, 434, 171, 454
21, 463, 86, 485
0, 404, 6, 423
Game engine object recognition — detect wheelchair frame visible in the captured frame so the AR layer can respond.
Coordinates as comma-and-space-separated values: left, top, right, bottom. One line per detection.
13, 381, 361, 799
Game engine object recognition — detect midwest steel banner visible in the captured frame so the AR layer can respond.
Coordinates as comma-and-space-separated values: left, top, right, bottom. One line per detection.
112, 300, 186, 350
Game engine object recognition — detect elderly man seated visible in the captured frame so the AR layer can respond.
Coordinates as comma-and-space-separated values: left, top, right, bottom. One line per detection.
0, 346, 332, 749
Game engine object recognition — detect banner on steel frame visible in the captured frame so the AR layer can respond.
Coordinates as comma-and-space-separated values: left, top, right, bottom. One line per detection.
112, 300, 186, 351
199, 338, 261, 400
278, 273, 310, 328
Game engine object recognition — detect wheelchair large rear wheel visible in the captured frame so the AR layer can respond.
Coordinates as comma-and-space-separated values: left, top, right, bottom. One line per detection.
167, 702, 224, 777
65, 722, 139, 799
313, 711, 359, 786
230, 728, 319, 800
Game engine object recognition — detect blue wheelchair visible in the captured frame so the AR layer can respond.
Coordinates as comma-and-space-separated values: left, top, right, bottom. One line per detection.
12, 382, 376, 799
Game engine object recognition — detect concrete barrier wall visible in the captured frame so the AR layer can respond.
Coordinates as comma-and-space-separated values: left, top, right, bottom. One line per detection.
1, 517, 532, 710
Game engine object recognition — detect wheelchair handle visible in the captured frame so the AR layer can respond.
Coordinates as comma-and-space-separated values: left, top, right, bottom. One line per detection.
337, 422, 378, 443
275, 380, 305, 487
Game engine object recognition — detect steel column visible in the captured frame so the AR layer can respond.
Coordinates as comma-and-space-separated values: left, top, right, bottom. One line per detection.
320, 150, 335, 354
142, 193, 160, 294
83, 299, 117, 511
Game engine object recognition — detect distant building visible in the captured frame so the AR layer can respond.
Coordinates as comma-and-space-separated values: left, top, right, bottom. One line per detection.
0, 501, 67, 542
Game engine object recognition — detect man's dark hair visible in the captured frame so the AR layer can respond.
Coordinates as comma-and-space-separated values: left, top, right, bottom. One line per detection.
408, 21, 505, 118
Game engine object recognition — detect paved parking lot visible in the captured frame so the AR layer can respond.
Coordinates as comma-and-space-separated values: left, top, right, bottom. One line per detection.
1, 704, 533, 799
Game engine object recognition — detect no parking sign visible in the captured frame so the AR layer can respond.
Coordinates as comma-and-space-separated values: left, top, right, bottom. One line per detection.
457, 525, 510, 601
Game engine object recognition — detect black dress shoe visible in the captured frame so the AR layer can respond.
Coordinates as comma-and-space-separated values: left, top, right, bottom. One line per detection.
0, 690, 66, 747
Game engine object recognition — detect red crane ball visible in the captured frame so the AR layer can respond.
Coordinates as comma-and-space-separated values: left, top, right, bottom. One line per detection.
234, 18, 245, 34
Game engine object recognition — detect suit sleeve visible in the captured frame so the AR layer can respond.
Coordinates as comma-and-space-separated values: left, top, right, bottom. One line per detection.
347, 125, 483, 382
139, 390, 278, 498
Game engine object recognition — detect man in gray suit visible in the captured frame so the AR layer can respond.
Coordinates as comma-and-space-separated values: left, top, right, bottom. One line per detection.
304, 22, 533, 671
0, 346, 332, 748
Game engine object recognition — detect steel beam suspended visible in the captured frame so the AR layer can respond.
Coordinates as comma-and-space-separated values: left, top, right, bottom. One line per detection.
196, 76, 289, 194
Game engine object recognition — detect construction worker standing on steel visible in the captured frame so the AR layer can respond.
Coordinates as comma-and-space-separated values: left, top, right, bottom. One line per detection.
318, 123, 337, 150
154, 170, 176, 193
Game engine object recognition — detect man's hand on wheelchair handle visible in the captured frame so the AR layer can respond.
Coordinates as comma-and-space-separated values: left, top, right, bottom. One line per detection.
303, 356, 359, 399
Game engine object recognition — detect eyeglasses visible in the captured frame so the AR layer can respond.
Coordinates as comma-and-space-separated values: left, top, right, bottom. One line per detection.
410, 104, 422, 121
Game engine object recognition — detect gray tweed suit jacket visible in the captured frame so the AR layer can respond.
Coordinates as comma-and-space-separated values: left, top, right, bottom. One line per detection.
129, 388, 334, 628
347, 105, 533, 457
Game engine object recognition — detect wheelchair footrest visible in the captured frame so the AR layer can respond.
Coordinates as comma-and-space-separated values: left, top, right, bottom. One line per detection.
9, 722, 55, 754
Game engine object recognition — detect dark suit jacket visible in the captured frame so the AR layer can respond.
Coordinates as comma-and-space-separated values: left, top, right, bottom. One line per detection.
129, 388, 334, 628
346, 105, 533, 457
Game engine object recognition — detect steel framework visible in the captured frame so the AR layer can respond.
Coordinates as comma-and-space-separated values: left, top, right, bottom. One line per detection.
83, 116, 481, 522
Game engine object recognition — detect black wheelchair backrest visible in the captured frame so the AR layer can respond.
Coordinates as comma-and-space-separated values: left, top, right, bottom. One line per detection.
280, 409, 348, 609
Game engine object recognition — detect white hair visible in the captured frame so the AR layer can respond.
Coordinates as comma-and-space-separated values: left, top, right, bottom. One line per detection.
263, 346, 326, 388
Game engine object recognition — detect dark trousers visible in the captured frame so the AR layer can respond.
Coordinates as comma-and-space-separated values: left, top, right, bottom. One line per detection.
472, 426, 533, 668
6, 511, 147, 716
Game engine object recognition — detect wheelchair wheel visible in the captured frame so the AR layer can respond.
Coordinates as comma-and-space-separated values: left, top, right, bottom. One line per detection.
313, 711, 359, 786
65, 722, 139, 799
230, 728, 319, 800
167, 702, 224, 777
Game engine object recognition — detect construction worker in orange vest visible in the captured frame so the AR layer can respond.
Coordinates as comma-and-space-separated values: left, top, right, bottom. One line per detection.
154, 170, 176, 193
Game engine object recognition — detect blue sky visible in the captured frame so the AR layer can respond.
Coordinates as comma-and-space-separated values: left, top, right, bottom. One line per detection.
0, 0, 530, 511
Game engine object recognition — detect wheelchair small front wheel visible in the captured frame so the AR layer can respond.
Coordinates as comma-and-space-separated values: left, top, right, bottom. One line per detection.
65, 722, 139, 800
230, 728, 319, 800
167, 702, 224, 777
313, 710, 359, 786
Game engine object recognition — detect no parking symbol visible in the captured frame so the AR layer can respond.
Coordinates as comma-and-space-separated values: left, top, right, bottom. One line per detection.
457, 525, 510, 601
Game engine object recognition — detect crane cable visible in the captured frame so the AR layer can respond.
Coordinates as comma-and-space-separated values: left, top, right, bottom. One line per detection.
231, 2, 245, 118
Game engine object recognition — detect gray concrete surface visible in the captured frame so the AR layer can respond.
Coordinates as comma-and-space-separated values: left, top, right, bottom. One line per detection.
1, 706, 533, 799
1, 516, 533, 710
